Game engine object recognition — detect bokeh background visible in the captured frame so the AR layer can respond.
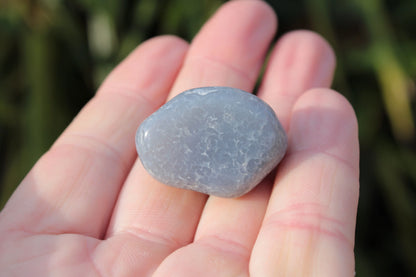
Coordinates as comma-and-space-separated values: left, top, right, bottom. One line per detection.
0, 0, 415, 275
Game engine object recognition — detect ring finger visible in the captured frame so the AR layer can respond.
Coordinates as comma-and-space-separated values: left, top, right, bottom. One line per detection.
153, 31, 336, 276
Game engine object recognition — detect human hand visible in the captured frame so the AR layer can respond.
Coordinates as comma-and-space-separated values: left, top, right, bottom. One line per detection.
0, 1, 359, 276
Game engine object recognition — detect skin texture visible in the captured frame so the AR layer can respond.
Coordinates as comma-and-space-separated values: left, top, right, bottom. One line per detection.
0, 1, 359, 276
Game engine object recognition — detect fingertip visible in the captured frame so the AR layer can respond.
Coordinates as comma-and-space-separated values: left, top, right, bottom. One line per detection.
262, 30, 336, 95
292, 88, 357, 128
105, 35, 189, 80
140, 35, 189, 55
193, 0, 278, 54
279, 30, 335, 67
170, 0, 277, 96
258, 30, 337, 131
98, 35, 189, 106
288, 88, 359, 173
108, 35, 189, 80
221, 0, 278, 31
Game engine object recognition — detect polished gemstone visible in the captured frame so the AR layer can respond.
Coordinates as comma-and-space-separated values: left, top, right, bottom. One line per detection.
135, 86, 287, 198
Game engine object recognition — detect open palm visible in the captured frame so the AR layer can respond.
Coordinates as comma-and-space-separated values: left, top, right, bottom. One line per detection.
0, 1, 359, 276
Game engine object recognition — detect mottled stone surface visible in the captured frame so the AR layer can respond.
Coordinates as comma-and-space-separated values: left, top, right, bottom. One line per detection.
135, 86, 287, 198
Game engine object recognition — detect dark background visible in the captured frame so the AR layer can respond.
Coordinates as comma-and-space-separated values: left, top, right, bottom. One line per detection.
0, 0, 415, 276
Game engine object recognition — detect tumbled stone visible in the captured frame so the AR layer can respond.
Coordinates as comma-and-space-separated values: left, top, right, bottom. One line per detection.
135, 86, 287, 198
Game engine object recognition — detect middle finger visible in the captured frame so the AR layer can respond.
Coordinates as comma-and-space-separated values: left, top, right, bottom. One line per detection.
101, 1, 277, 276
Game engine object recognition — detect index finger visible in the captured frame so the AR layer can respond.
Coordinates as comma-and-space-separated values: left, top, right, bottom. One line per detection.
0, 36, 188, 238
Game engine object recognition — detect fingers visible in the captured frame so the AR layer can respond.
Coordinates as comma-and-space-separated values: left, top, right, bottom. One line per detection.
0, 36, 188, 237
153, 27, 337, 277
102, 1, 277, 276
250, 89, 359, 276
152, 181, 273, 277
258, 30, 336, 130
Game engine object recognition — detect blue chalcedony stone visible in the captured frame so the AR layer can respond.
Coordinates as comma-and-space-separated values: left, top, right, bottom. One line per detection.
135, 86, 287, 198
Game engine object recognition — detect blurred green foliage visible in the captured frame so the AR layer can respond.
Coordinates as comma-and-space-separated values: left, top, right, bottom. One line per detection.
0, 0, 415, 276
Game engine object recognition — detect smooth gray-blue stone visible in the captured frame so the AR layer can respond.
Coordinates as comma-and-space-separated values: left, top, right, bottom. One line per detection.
135, 86, 287, 198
